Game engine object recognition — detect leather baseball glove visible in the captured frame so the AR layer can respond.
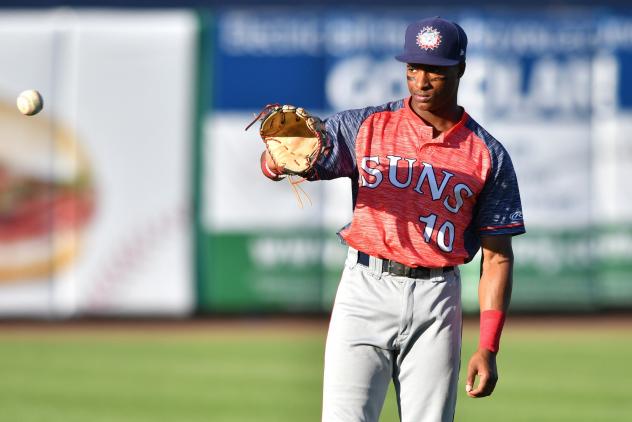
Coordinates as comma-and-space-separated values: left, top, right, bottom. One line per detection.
246, 104, 327, 177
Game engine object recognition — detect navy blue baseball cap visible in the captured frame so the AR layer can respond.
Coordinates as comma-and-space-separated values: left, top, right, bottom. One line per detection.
395, 17, 467, 66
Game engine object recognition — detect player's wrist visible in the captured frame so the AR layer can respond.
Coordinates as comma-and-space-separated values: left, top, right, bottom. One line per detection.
475, 346, 497, 357
478, 309, 506, 353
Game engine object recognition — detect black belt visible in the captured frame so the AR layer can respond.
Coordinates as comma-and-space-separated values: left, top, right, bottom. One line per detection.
357, 251, 453, 278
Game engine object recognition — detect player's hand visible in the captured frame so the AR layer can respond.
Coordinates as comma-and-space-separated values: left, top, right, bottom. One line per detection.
264, 150, 282, 173
465, 348, 498, 398
260, 150, 285, 180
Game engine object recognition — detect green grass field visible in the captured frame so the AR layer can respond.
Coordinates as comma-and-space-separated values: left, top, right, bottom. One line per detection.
0, 318, 630, 422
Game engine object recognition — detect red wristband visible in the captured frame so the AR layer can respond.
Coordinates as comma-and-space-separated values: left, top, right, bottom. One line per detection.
479, 310, 506, 353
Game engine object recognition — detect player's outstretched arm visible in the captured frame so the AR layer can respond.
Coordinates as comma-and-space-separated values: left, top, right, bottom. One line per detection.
466, 234, 514, 398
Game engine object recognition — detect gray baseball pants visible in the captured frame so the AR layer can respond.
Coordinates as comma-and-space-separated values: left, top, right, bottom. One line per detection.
322, 248, 462, 422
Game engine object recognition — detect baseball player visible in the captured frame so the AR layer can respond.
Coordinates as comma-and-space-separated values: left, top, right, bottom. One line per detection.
260, 17, 525, 422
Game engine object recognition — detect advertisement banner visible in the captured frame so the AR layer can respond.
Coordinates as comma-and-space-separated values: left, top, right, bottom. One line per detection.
199, 8, 632, 313
0, 10, 197, 316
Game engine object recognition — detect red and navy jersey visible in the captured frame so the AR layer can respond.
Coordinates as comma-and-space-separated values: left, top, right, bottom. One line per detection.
312, 97, 525, 267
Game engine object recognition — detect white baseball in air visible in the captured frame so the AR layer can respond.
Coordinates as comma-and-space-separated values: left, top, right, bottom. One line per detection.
16, 89, 44, 116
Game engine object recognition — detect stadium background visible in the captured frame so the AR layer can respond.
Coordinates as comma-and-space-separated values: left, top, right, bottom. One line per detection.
0, 1, 630, 421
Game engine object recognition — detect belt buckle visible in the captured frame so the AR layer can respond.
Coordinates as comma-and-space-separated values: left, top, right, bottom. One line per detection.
388, 261, 410, 277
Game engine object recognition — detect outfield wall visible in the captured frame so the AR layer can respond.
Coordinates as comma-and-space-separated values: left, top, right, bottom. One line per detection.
0, 6, 631, 316
0, 10, 196, 316
199, 8, 632, 314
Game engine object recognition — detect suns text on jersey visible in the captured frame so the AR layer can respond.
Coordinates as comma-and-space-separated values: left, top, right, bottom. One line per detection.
359, 155, 475, 252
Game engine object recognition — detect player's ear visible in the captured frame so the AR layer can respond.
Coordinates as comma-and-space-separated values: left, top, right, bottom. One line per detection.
457, 62, 466, 78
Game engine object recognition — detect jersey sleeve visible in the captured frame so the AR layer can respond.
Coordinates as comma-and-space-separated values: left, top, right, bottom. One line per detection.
474, 141, 526, 236
309, 100, 405, 181
309, 111, 358, 180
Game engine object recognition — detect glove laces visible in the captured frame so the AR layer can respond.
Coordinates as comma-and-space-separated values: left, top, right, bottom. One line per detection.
287, 175, 312, 208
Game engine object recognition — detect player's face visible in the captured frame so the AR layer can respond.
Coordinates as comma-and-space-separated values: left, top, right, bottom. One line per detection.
406, 63, 463, 114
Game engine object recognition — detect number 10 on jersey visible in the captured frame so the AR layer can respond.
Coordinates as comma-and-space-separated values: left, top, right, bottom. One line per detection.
419, 213, 455, 252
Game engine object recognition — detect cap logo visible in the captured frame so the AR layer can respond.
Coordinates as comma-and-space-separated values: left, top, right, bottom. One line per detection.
416, 26, 442, 51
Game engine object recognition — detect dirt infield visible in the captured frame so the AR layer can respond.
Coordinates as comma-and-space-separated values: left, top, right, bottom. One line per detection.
0, 313, 629, 336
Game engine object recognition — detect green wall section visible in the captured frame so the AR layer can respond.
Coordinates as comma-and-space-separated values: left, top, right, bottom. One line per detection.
194, 9, 212, 312
461, 227, 632, 313
199, 232, 343, 312
197, 228, 632, 313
